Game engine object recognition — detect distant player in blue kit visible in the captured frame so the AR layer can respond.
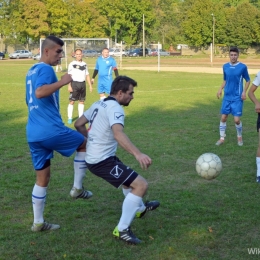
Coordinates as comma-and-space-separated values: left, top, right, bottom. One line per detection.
26, 35, 92, 232
91, 48, 119, 100
216, 47, 250, 146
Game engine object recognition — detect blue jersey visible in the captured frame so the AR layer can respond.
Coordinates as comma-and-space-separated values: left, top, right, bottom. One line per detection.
26, 62, 64, 142
223, 62, 250, 101
95, 56, 117, 81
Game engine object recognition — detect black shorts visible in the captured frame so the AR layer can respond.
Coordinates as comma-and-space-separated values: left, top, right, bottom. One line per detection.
257, 113, 260, 132
69, 81, 86, 101
86, 156, 138, 188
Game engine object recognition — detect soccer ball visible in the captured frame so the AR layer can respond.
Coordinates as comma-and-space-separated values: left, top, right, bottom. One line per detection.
196, 153, 222, 180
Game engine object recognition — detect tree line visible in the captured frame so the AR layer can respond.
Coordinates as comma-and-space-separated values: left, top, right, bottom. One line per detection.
1, 0, 260, 49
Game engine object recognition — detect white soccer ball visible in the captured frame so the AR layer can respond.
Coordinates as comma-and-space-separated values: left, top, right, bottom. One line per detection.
196, 153, 222, 180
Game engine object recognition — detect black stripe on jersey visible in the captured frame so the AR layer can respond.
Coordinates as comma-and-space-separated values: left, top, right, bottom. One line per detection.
72, 64, 86, 71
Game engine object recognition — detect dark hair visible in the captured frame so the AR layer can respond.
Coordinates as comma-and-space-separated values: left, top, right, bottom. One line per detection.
41, 35, 64, 54
229, 47, 239, 53
110, 76, 137, 95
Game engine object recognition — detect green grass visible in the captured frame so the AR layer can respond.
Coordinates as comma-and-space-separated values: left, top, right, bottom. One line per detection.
1, 59, 260, 259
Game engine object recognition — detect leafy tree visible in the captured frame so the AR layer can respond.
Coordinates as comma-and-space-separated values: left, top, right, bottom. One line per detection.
151, 0, 183, 49
94, 0, 156, 45
66, 0, 108, 38
179, 0, 216, 47
45, 0, 70, 36
224, 2, 260, 48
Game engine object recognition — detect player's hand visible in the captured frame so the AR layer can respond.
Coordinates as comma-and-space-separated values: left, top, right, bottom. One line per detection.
89, 86, 93, 93
241, 91, 246, 100
91, 79, 94, 84
61, 73, 72, 86
135, 153, 152, 170
217, 89, 222, 99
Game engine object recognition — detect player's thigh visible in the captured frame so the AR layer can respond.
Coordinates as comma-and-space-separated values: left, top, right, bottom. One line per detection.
221, 100, 231, 115
257, 113, 260, 133
98, 83, 106, 94
41, 128, 85, 157
79, 83, 86, 101
86, 156, 138, 188
28, 142, 53, 170
231, 100, 243, 117
70, 82, 80, 101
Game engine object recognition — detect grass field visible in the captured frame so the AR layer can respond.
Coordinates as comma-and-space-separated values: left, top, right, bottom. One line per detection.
1, 58, 260, 260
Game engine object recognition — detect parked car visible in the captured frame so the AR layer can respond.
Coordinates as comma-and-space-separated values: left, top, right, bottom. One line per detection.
33, 53, 41, 60
82, 50, 98, 57
149, 49, 158, 56
0, 52, 5, 60
150, 49, 170, 56
109, 48, 127, 57
128, 48, 148, 57
9, 50, 33, 59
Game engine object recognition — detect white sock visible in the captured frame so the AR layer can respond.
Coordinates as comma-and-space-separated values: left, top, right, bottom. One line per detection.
219, 121, 226, 139
236, 122, 242, 137
78, 103, 84, 118
68, 104, 73, 119
73, 152, 87, 189
122, 187, 145, 212
256, 157, 260, 177
117, 193, 143, 231
122, 187, 132, 196
32, 184, 47, 224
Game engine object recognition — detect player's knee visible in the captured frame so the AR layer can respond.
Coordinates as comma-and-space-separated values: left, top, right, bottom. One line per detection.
234, 119, 240, 124
77, 138, 87, 152
134, 176, 148, 193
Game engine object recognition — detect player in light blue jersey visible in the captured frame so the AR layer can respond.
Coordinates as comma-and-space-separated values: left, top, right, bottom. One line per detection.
91, 48, 119, 100
248, 71, 260, 182
216, 47, 250, 146
26, 35, 92, 232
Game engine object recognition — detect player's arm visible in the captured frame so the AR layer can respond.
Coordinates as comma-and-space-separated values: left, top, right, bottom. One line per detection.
112, 124, 152, 170
114, 68, 119, 77
241, 79, 251, 100
35, 73, 72, 98
248, 84, 260, 113
86, 75, 92, 92
217, 80, 226, 99
74, 115, 89, 138
91, 69, 98, 84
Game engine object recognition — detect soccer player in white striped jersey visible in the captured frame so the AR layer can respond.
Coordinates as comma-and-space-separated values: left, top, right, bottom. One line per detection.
75, 76, 159, 244
248, 72, 260, 182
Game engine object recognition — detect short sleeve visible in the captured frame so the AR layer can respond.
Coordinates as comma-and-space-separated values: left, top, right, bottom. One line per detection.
252, 71, 260, 87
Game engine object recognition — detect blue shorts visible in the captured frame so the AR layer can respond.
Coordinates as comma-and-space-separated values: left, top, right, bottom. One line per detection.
28, 127, 85, 170
98, 79, 112, 94
221, 99, 243, 117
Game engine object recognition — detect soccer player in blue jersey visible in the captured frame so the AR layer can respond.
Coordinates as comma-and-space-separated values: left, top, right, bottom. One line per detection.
216, 47, 250, 146
91, 48, 119, 100
26, 35, 92, 232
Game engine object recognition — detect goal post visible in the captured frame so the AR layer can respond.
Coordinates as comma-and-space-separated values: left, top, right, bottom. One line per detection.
39, 37, 110, 69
